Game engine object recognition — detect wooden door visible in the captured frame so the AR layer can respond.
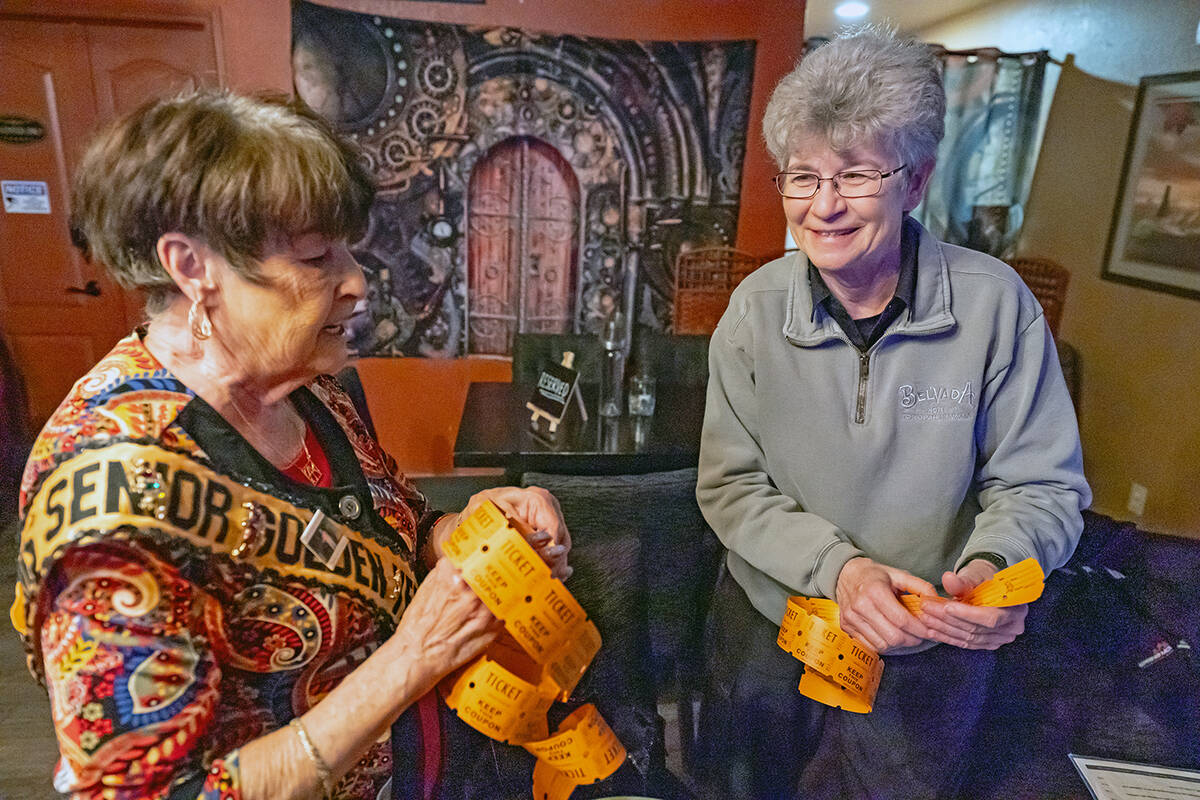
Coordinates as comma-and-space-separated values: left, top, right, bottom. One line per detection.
468, 136, 579, 355
0, 21, 121, 426
86, 22, 216, 118
84, 21, 220, 329
0, 15, 219, 425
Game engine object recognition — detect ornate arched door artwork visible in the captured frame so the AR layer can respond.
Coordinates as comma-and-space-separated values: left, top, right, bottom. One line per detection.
291, 3, 757, 356
468, 136, 580, 355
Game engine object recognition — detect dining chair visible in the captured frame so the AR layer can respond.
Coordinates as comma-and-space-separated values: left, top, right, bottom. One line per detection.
672, 247, 760, 335
1004, 256, 1070, 338
755, 247, 802, 265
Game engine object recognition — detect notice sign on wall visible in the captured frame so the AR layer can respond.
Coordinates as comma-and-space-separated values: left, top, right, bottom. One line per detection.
2, 180, 51, 214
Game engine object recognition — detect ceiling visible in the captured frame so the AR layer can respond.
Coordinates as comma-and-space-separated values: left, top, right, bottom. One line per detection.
804, 0, 999, 40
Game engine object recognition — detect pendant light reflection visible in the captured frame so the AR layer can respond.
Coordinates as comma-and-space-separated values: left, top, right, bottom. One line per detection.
834, 2, 870, 19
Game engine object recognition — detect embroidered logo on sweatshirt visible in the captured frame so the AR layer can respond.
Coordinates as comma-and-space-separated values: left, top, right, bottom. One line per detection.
897, 381, 975, 421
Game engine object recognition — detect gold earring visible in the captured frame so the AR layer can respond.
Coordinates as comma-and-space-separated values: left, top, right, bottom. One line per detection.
188, 298, 212, 340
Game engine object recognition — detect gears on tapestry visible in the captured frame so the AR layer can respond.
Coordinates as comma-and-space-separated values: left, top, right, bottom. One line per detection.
292, 0, 755, 357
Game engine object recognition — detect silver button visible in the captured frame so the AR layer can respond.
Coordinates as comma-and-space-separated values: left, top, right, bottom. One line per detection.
338, 495, 362, 519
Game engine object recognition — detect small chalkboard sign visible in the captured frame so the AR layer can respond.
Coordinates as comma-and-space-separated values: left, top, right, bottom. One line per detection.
526, 351, 588, 438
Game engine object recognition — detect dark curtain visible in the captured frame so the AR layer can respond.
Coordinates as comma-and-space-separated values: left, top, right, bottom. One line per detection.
0, 332, 31, 527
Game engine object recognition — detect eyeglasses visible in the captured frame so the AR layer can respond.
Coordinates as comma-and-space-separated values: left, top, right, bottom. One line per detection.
772, 165, 908, 199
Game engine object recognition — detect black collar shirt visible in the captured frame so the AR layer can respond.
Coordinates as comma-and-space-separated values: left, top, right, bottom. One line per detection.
808, 219, 919, 353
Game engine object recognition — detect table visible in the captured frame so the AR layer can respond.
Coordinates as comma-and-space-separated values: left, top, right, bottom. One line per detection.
453, 381, 706, 476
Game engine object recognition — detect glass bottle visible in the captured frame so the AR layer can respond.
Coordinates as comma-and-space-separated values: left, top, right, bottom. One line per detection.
599, 310, 628, 417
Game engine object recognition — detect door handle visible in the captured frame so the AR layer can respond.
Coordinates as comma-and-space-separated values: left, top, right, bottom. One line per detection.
66, 280, 102, 297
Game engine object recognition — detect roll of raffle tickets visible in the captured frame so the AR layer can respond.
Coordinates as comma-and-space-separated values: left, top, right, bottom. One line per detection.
777, 558, 1046, 713
441, 501, 626, 799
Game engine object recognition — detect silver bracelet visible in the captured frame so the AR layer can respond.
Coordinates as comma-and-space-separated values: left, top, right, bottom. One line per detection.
289, 717, 334, 799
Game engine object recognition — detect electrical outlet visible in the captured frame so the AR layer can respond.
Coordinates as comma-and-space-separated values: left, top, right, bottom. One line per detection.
1127, 482, 1148, 516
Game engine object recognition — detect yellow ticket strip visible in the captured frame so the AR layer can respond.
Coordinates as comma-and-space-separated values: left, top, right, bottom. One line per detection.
777, 595, 883, 714
441, 501, 625, 799
778, 558, 1046, 714
899, 558, 1045, 615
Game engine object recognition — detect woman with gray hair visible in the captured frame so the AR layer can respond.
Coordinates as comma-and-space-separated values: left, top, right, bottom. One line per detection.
694, 27, 1089, 798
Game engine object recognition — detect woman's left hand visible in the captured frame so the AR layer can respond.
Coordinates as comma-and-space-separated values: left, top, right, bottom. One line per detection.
919, 560, 1028, 650
459, 486, 573, 581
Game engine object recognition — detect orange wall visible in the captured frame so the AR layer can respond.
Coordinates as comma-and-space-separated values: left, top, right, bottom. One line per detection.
356, 356, 512, 473
315, 0, 804, 473
211, 0, 292, 92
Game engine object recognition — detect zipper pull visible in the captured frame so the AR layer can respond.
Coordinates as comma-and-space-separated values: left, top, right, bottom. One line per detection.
855, 352, 870, 424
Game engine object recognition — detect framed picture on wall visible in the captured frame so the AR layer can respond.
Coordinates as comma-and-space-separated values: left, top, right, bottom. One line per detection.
1102, 70, 1200, 301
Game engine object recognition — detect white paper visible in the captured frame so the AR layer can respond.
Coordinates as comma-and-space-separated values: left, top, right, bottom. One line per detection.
1, 180, 51, 214
1070, 754, 1200, 800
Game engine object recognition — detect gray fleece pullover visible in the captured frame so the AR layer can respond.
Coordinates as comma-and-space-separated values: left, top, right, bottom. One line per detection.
696, 218, 1091, 626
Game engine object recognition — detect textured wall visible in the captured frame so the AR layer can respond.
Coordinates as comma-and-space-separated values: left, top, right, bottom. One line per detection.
293, 2, 758, 356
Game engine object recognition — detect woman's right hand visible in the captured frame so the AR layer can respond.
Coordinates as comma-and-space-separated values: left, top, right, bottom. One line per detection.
388, 558, 501, 693
834, 556, 939, 654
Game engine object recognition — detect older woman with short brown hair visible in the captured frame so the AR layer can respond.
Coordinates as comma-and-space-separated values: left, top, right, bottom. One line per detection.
16, 89, 569, 800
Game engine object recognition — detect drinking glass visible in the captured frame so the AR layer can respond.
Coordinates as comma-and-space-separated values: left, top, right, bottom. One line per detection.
628, 374, 656, 417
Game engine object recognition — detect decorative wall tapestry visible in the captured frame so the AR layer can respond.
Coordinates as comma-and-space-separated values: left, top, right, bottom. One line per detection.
292, 1, 755, 357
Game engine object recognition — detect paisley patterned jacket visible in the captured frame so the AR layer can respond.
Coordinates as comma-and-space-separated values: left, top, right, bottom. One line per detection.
16, 331, 437, 800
